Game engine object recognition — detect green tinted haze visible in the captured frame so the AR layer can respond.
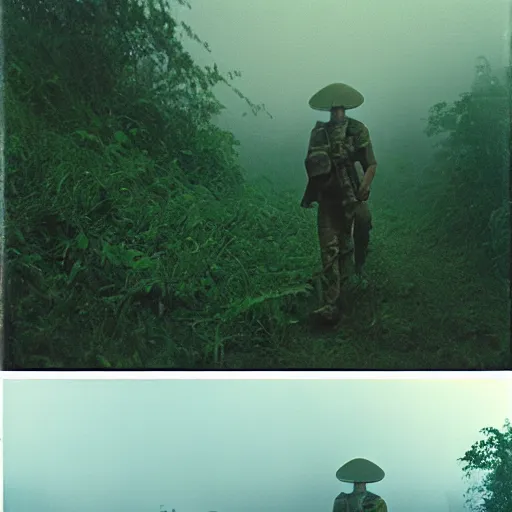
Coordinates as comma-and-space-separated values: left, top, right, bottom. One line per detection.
4, 377, 511, 512
173, 0, 509, 185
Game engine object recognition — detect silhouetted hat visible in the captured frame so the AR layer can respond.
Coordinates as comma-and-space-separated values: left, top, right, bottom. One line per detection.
309, 83, 364, 111
336, 458, 385, 483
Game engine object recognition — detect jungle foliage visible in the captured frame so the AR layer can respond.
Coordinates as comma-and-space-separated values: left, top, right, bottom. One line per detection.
460, 419, 512, 512
4, 0, 510, 369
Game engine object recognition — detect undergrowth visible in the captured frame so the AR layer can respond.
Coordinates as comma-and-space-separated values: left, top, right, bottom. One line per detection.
4, 0, 510, 369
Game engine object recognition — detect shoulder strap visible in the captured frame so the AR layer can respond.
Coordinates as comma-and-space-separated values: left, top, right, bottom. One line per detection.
363, 492, 382, 510
323, 125, 332, 151
345, 492, 367, 512
309, 121, 332, 152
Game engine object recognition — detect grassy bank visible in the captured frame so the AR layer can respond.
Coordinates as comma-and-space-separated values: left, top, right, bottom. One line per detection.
6, 147, 508, 369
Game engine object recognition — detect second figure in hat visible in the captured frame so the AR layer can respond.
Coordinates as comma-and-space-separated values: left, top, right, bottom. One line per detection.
334, 457, 387, 512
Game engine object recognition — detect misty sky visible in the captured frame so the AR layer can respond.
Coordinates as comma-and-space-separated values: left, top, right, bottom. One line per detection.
172, 0, 510, 181
4, 376, 511, 512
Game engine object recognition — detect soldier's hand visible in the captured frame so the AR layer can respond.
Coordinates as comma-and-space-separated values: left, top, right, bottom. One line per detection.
357, 185, 370, 202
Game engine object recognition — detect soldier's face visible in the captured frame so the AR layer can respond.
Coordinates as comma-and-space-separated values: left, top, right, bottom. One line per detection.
476, 58, 489, 76
331, 107, 345, 122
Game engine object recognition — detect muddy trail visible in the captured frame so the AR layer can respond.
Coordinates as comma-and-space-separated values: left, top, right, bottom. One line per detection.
222, 173, 509, 370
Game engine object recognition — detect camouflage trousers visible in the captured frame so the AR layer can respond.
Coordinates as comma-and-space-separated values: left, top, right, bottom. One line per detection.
317, 200, 372, 313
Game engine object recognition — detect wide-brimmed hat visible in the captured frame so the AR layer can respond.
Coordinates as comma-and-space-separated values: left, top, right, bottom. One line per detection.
336, 458, 385, 483
309, 83, 364, 111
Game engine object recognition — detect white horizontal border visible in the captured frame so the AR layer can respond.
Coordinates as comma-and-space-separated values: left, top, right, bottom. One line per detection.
1, 371, 511, 380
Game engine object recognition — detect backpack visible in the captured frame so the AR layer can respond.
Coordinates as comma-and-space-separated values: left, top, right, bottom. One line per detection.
304, 121, 360, 201
304, 121, 333, 180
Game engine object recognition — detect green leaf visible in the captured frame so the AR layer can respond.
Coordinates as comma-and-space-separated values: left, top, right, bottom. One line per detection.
74, 130, 98, 142
56, 172, 70, 194
223, 284, 313, 321
114, 130, 129, 145
67, 260, 82, 285
107, 143, 125, 155
76, 232, 89, 250
97, 355, 112, 368
131, 257, 155, 270
13, 228, 26, 243
123, 249, 144, 263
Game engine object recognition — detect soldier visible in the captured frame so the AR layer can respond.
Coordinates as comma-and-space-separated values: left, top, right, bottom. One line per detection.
471, 56, 505, 97
468, 56, 508, 141
333, 458, 388, 512
301, 83, 377, 324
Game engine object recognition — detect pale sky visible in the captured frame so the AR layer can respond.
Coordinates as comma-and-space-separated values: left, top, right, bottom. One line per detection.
172, 0, 510, 182
4, 377, 511, 512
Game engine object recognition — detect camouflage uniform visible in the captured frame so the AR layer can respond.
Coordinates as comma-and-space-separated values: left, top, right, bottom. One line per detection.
302, 117, 377, 320
333, 491, 388, 512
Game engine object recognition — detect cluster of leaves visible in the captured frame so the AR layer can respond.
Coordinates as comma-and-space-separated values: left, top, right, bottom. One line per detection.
459, 419, 512, 512
424, 71, 510, 279
5, 0, 315, 368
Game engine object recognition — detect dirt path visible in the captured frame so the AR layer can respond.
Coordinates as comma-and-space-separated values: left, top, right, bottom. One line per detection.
224, 186, 509, 369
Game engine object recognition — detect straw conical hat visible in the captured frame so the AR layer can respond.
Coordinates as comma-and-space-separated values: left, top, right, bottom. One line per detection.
336, 458, 385, 483
309, 83, 364, 111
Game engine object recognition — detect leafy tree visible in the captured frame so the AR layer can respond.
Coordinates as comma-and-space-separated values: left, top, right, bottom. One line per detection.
458, 419, 512, 512
424, 65, 509, 278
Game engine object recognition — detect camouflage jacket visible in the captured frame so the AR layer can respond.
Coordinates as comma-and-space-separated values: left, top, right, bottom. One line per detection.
333, 491, 388, 512
302, 117, 376, 207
